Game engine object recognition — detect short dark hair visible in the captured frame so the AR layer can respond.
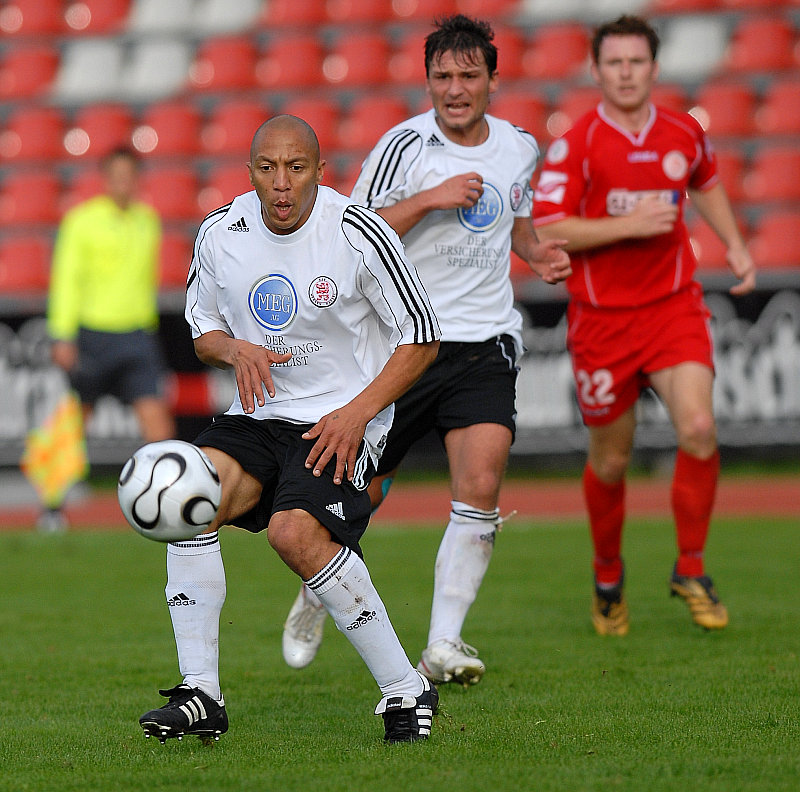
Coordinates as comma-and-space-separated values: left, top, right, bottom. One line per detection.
591, 15, 660, 63
424, 14, 497, 76
101, 145, 141, 170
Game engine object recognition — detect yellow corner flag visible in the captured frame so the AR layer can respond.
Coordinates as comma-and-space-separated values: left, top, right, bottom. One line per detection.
20, 391, 89, 510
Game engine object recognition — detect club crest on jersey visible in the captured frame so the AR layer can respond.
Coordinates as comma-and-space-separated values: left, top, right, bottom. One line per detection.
249, 274, 298, 331
662, 150, 688, 181
458, 182, 502, 233
308, 276, 338, 308
509, 182, 525, 212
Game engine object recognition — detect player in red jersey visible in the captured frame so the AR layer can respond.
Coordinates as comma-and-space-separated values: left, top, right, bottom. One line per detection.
533, 15, 755, 635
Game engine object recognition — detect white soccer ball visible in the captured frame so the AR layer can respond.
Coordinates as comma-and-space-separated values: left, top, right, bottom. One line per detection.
118, 440, 222, 543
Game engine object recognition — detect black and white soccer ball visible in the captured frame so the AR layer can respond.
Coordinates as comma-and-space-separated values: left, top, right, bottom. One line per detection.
118, 440, 222, 543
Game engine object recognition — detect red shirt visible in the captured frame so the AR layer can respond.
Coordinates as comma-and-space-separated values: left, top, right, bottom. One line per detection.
533, 104, 718, 308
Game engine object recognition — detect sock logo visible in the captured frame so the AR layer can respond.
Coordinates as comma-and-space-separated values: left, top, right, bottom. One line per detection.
167, 592, 196, 607
480, 530, 496, 545
346, 609, 377, 630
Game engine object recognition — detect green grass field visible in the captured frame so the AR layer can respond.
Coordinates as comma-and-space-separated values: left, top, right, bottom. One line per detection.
2, 515, 798, 792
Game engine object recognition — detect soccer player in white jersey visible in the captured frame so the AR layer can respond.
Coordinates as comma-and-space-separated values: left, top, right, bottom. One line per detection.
138, 115, 441, 745
282, 15, 571, 687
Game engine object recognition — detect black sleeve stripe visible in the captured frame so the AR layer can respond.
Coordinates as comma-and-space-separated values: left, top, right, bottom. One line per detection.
186, 207, 232, 333
343, 205, 438, 344
365, 129, 421, 205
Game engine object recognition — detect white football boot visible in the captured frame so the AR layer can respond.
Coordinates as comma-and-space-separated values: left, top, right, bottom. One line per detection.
416, 638, 486, 686
282, 584, 327, 669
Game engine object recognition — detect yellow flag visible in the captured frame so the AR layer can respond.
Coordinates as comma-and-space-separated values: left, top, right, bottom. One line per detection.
20, 391, 89, 509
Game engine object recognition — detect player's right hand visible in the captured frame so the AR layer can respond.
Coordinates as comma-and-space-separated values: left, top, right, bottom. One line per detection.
627, 193, 678, 238
230, 339, 291, 413
433, 172, 484, 210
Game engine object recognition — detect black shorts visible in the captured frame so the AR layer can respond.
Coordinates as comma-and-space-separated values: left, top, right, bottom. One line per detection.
70, 328, 168, 406
193, 415, 376, 557
377, 334, 519, 475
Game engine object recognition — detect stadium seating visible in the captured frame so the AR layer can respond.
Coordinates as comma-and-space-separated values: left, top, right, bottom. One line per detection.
0, 233, 52, 293
325, 0, 394, 24
323, 32, 392, 87
749, 212, 800, 269
256, 33, 325, 89
280, 97, 341, 153
63, 0, 131, 34
121, 38, 193, 101
522, 22, 590, 81
755, 77, 800, 137
0, 0, 64, 35
489, 90, 550, 142
744, 146, 800, 204
0, 45, 60, 100
159, 230, 193, 289
712, 148, 747, 204
337, 95, 409, 153
198, 162, 252, 216
134, 100, 202, 157
722, 16, 799, 74
0, 171, 61, 226
127, 0, 194, 33
0, 106, 66, 163
690, 80, 757, 138
201, 98, 273, 155
65, 103, 135, 159
388, 26, 429, 86
657, 15, 729, 82
52, 38, 125, 103
391, 0, 458, 22
259, 0, 327, 27
189, 35, 258, 93
139, 166, 200, 222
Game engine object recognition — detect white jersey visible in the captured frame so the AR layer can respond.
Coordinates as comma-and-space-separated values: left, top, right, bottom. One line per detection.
186, 186, 439, 460
352, 109, 539, 356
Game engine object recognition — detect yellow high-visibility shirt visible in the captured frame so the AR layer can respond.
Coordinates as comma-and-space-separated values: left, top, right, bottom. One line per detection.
47, 195, 162, 340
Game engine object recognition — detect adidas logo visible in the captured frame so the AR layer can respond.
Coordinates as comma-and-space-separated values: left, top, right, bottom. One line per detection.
167, 592, 196, 607
346, 609, 377, 630
227, 217, 249, 232
425, 133, 445, 147
325, 501, 345, 520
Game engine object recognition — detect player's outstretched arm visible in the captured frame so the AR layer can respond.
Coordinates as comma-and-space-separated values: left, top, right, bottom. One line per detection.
511, 217, 572, 284
688, 183, 756, 296
303, 340, 439, 485
193, 329, 292, 414
376, 172, 484, 237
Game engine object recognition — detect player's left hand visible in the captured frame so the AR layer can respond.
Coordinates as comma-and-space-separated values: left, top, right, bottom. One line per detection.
302, 405, 369, 485
726, 245, 756, 296
527, 239, 572, 284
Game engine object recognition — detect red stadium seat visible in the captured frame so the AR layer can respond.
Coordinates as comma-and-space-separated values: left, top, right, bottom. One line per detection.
690, 81, 757, 138
712, 148, 747, 204
489, 90, 549, 142
0, 106, 66, 163
756, 78, 800, 136
647, 0, 719, 10
64, 103, 135, 159
492, 26, 526, 80
190, 35, 258, 92
650, 84, 689, 114
337, 95, 409, 153
689, 219, 742, 271
260, 0, 327, 27
0, 45, 60, 99
0, 171, 61, 226
198, 163, 252, 216
744, 146, 800, 203
0, 0, 64, 35
0, 234, 52, 292
325, 0, 394, 23
202, 99, 272, 155
159, 230, 193, 289
63, 0, 130, 34
336, 156, 367, 196
546, 85, 598, 138
522, 23, 590, 81
456, 0, 519, 16
257, 34, 324, 89
140, 167, 201, 222
280, 97, 341, 153
388, 27, 428, 86
749, 212, 800, 269
722, 16, 799, 74
391, 0, 457, 20
134, 100, 202, 157
61, 167, 104, 210
323, 32, 391, 87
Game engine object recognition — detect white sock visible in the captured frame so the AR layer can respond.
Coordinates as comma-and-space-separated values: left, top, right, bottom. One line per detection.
306, 546, 422, 699
427, 501, 498, 647
165, 531, 226, 703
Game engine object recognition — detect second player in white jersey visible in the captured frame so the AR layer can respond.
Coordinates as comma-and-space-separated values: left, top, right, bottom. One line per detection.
186, 186, 439, 460
353, 109, 538, 355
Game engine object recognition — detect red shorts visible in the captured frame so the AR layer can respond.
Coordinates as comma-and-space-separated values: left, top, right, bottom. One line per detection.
566, 283, 714, 426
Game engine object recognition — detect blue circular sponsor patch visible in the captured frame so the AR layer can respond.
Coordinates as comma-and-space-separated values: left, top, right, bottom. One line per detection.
249, 274, 298, 331
458, 182, 503, 232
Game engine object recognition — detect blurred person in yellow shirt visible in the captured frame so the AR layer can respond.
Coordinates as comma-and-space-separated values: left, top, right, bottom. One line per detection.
44, 146, 175, 530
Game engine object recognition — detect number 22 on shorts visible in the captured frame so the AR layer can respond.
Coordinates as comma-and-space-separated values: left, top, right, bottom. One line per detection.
576, 368, 616, 407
